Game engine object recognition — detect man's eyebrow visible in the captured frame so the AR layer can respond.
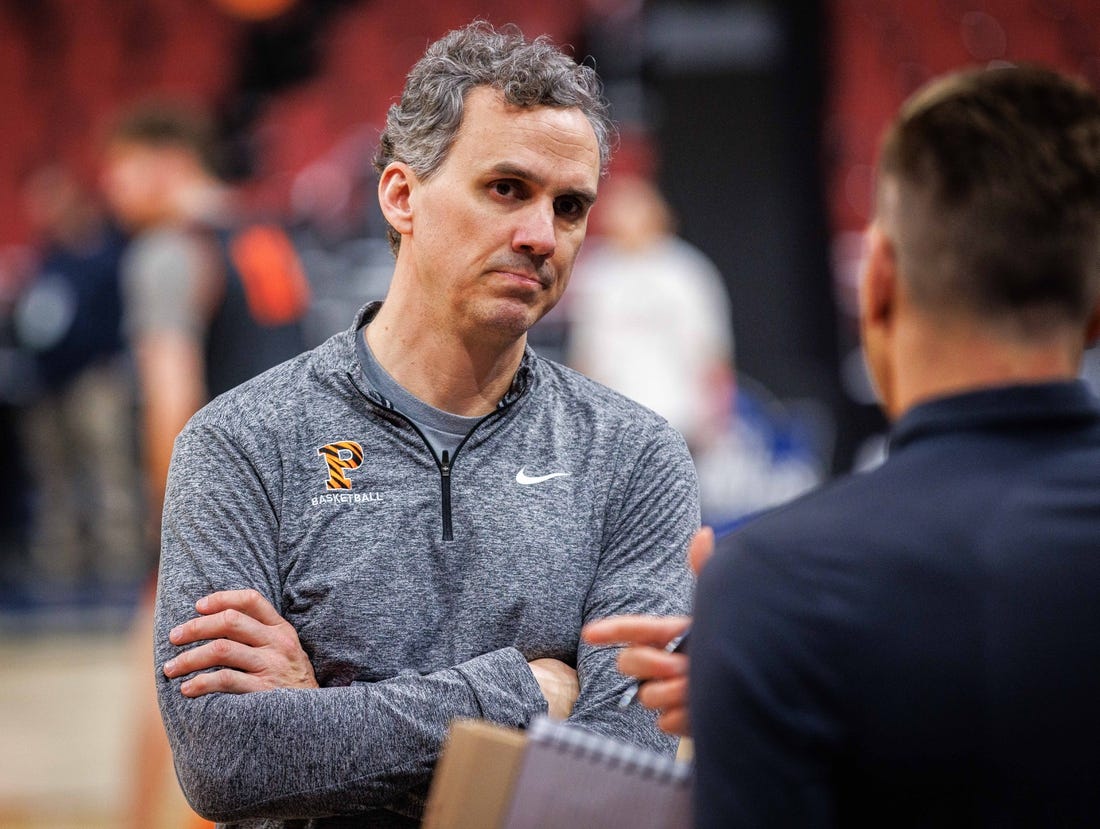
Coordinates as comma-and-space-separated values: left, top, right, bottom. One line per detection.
489, 162, 598, 206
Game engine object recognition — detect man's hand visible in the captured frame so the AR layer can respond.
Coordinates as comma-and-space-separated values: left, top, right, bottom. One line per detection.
581, 526, 715, 736
163, 589, 318, 697
583, 614, 692, 735
528, 658, 579, 720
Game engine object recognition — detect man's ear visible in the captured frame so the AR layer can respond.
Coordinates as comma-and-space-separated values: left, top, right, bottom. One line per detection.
858, 222, 902, 419
378, 162, 416, 239
1085, 299, 1100, 347
860, 224, 898, 330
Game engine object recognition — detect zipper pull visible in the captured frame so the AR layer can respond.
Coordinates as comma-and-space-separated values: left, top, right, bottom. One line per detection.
440, 449, 453, 542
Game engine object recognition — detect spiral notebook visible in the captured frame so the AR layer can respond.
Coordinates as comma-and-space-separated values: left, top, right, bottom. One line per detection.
498, 716, 692, 829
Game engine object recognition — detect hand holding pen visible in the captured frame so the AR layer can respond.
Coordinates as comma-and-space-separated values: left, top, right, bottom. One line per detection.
581, 615, 694, 737
580, 526, 715, 738
616, 626, 691, 708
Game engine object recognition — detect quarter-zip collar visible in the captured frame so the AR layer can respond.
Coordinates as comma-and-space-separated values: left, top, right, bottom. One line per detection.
349, 300, 534, 409
345, 301, 535, 541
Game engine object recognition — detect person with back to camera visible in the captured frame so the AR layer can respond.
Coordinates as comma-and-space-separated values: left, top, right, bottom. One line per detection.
585, 64, 1100, 826
154, 20, 698, 828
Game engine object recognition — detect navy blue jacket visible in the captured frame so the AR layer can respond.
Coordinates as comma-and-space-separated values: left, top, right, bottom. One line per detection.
691, 381, 1100, 827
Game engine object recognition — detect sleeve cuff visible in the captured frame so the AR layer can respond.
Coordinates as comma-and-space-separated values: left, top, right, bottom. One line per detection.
453, 647, 547, 728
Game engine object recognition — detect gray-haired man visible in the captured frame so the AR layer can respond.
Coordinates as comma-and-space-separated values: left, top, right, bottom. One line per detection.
155, 21, 697, 828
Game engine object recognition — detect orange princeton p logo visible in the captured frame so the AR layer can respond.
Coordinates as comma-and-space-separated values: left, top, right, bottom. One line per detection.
317, 441, 363, 490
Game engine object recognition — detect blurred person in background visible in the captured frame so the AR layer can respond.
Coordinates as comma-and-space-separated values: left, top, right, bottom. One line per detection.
0, 247, 34, 595
566, 172, 823, 527
101, 102, 309, 523
566, 172, 735, 459
11, 164, 143, 598
587, 64, 1100, 827
100, 100, 309, 829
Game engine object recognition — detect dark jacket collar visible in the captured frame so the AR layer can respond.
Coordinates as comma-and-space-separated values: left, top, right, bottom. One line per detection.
889, 380, 1100, 453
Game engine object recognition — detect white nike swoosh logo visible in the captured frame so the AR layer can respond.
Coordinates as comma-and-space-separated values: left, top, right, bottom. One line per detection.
516, 468, 571, 485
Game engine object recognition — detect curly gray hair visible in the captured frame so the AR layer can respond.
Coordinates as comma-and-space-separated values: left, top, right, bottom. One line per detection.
374, 20, 616, 252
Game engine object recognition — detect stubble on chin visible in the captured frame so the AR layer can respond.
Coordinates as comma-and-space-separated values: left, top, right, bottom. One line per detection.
479, 303, 540, 341
463, 290, 554, 343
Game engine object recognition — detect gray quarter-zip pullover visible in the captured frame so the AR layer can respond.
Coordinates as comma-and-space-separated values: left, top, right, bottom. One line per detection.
155, 302, 698, 828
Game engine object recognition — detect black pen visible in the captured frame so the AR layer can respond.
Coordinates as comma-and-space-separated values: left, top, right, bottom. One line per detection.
617, 626, 691, 709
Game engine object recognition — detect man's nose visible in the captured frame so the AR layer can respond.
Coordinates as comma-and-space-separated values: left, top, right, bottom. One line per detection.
513, 201, 556, 258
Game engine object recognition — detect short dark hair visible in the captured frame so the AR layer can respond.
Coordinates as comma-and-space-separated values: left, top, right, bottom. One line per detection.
877, 65, 1100, 334
375, 20, 615, 253
106, 100, 222, 178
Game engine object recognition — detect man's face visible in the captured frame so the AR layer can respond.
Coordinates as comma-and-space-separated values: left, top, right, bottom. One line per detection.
403, 86, 601, 340
100, 140, 172, 230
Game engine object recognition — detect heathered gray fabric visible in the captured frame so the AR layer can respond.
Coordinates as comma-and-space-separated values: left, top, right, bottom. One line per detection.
155, 302, 699, 827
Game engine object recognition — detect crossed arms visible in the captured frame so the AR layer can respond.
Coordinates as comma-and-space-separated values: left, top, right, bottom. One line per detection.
155, 417, 696, 822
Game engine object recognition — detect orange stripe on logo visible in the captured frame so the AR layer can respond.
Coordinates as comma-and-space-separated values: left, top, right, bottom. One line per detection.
317, 441, 363, 490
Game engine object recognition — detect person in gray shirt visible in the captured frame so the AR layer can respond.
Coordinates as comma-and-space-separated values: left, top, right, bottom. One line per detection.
155, 21, 698, 828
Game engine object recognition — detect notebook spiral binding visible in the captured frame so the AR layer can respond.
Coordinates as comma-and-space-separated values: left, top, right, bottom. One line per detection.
526, 716, 692, 786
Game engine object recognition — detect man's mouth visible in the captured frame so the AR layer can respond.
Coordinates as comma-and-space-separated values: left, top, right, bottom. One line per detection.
489, 264, 550, 288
